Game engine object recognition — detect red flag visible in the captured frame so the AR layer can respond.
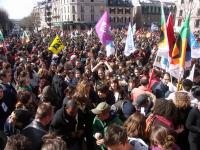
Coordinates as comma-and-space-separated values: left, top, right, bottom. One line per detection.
147, 68, 155, 91
166, 12, 175, 57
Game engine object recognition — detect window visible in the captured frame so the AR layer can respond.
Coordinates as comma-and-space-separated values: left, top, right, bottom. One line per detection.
178, 19, 182, 26
80, 0, 84, 2
91, 0, 94, 2
73, 15, 75, 21
195, 19, 200, 28
179, 10, 183, 16
197, 9, 200, 16
117, 8, 123, 14
124, 17, 127, 23
125, 8, 131, 14
68, 6, 69, 12
128, 17, 131, 22
91, 6, 94, 13
181, 0, 184, 4
72, 6, 75, 13
110, 8, 116, 14
81, 14, 84, 21
81, 6, 84, 13
91, 14, 94, 21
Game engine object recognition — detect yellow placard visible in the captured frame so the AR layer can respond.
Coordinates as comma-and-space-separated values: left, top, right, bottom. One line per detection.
48, 35, 64, 54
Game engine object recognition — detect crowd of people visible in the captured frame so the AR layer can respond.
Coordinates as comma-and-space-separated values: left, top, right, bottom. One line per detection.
0, 27, 200, 150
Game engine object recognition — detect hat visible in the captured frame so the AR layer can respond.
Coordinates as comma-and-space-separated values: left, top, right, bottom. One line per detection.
91, 102, 110, 115
133, 94, 149, 106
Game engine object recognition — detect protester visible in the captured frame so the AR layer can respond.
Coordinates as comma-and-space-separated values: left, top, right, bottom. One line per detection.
22, 102, 54, 150
50, 99, 85, 150
0, 25, 200, 150
91, 102, 122, 150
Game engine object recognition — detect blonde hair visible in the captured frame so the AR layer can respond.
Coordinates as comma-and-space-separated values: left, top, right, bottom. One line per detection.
174, 92, 191, 109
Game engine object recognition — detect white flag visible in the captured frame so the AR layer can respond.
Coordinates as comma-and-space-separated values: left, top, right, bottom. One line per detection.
106, 41, 115, 57
124, 23, 136, 56
187, 64, 195, 81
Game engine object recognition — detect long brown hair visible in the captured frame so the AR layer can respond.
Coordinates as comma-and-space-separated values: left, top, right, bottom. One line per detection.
123, 112, 146, 139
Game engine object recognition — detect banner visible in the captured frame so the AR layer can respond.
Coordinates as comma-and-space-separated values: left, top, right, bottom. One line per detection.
106, 41, 115, 57
48, 35, 64, 55
124, 23, 135, 56
95, 11, 113, 45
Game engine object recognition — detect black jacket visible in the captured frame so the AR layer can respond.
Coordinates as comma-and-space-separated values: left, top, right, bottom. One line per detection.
21, 120, 47, 150
50, 106, 85, 146
152, 81, 169, 98
52, 74, 67, 109
186, 107, 200, 150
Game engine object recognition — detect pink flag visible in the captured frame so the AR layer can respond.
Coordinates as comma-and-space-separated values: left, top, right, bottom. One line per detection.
95, 11, 113, 45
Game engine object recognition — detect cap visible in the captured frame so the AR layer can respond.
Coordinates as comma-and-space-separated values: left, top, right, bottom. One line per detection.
91, 102, 110, 115
133, 94, 149, 106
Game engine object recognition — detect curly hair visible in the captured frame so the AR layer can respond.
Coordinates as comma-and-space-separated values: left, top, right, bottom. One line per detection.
174, 92, 191, 109
41, 133, 67, 150
5, 134, 32, 150
123, 112, 146, 139
150, 126, 176, 150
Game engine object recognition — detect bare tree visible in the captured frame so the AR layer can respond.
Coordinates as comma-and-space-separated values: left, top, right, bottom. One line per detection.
19, 11, 40, 31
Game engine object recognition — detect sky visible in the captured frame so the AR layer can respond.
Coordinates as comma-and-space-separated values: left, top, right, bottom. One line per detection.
0, 0, 41, 19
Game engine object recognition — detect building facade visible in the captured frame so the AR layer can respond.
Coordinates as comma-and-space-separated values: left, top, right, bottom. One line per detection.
175, 0, 200, 32
135, 0, 176, 27
105, 0, 133, 27
51, 0, 105, 30
33, 1, 49, 30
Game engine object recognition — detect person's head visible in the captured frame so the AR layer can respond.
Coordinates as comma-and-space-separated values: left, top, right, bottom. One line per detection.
74, 69, 81, 79
182, 79, 193, 92
134, 94, 149, 108
56, 64, 64, 75
91, 102, 110, 121
75, 60, 82, 68
193, 86, 200, 100
41, 133, 67, 150
97, 84, 109, 98
124, 112, 146, 138
104, 124, 131, 150
35, 102, 54, 126
173, 92, 191, 109
98, 67, 105, 79
5, 134, 32, 150
162, 73, 170, 85
152, 98, 178, 123
150, 126, 176, 150
0, 69, 12, 83
17, 91, 32, 107
75, 80, 92, 97
65, 100, 78, 117
134, 68, 140, 77
140, 76, 149, 87
110, 78, 120, 91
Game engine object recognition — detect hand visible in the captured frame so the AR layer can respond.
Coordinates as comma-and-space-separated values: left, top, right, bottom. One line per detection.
175, 125, 184, 134
96, 139, 104, 146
